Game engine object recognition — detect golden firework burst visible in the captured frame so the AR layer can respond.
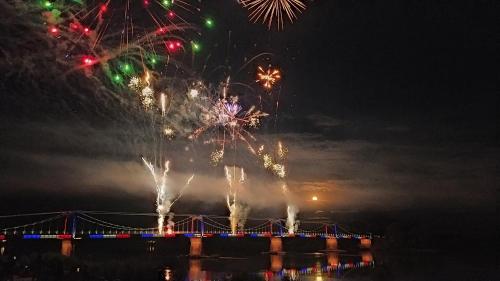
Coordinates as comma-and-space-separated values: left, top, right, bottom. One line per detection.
256, 66, 281, 90
240, 0, 307, 30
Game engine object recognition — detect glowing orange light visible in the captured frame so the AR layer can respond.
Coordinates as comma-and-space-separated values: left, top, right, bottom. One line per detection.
312, 196, 318, 201
257, 66, 281, 90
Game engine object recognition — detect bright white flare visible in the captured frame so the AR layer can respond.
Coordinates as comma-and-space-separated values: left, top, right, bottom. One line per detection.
282, 183, 299, 235
188, 89, 199, 99
160, 93, 166, 116
286, 204, 300, 235
142, 157, 194, 234
225, 166, 249, 234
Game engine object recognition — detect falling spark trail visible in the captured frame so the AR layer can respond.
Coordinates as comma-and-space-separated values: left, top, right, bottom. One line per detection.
161, 93, 166, 116
142, 157, 194, 234
225, 166, 249, 234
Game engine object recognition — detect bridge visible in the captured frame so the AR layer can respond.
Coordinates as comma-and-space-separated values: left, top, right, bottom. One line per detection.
0, 211, 373, 256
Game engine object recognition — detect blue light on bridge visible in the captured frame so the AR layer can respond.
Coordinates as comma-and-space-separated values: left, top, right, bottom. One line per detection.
219, 233, 229, 238
249, 233, 259, 238
141, 233, 154, 238
183, 233, 194, 238
89, 234, 104, 239
23, 234, 41, 239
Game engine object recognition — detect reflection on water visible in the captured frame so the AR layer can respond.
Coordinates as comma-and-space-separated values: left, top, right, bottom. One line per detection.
270, 255, 283, 272
160, 252, 375, 281
188, 259, 203, 281
1, 239, 497, 281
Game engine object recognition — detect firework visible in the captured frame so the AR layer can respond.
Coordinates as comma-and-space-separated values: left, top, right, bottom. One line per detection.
189, 80, 269, 165
286, 203, 300, 235
210, 149, 224, 166
163, 126, 176, 139
24, 0, 200, 94
258, 142, 298, 234
225, 166, 250, 234
142, 157, 194, 234
240, 0, 307, 30
259, 142, 287, 179
257, 66, 281, 90
277, 141, 288, 159
161, 93, 167, 116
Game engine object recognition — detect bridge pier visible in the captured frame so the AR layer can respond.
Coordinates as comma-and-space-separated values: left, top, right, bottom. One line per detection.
189, 237, 202, 257
269, 237, 283, 254
60, 239, 73, 256
325, 237, 338, 251
359, 238, 372, 249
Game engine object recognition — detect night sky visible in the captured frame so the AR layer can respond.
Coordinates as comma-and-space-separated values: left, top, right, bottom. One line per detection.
0, 0, 497, 231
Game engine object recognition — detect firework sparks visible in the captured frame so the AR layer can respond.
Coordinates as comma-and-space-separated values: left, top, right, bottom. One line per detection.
142, 157, 194, 234
225, 166, 249, 234
210, 149, 224, 166
259, 142, 298, 234
142, 158, 170, 234
277, 141, 288, 159
286, 204, 300, 235
257, 66, 281, 90
161, 93, 167, 116
240, 0, 307, 30
163, 126, 175, 139
259, 142, 287, 179
189, 85, 268, 163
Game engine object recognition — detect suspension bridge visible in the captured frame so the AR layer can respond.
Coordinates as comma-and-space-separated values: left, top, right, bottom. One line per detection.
0, 211, 372, 256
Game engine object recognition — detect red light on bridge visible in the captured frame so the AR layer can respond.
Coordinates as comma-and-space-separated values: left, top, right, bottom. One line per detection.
116, 234, 130, 239
0, 235, 5, 240
57, 234, 72, 239
164, 233, 176, 238
202, 233, 214, 238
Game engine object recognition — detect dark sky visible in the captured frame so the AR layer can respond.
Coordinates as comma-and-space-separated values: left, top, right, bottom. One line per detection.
0, 0, 497, 224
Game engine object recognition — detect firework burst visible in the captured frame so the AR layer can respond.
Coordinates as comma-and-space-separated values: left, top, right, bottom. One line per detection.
240, 0, 307, 30
257, 66, 281, 90
189, 80, 269, 165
